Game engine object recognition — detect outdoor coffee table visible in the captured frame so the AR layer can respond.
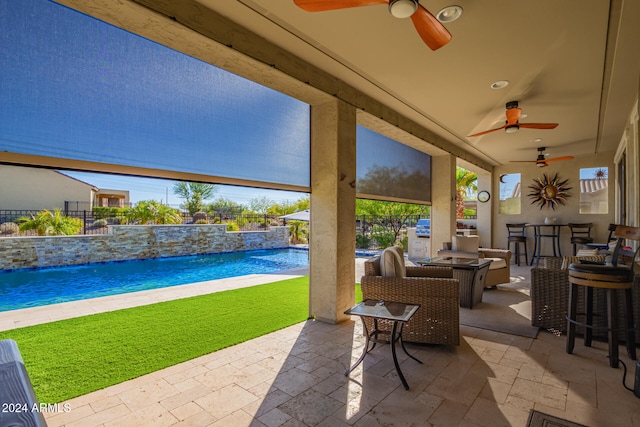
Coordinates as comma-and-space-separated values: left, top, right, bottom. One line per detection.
344, 299, 421, 390
417, 257, 491, 309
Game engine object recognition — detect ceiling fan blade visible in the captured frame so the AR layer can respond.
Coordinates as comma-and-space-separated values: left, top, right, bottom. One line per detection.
410, 5, 452, 50
519, 123, 559, 130
468, 124, 506, 137
545, 156, 574, 162
505, 107, 522, 125
293, 0, 387, 12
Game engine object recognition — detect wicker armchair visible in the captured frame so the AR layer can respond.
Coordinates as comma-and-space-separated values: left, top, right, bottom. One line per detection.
531, 256, 640, 342
361, 256, 460, 345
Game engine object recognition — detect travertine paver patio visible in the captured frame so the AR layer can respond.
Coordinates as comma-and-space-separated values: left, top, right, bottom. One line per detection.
3, 263, 640, 426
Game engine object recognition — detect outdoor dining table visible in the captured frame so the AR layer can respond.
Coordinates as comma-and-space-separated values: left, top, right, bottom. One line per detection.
526, 223, 567, 267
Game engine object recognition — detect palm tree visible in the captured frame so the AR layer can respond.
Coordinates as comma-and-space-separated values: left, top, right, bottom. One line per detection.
456, 168, 478, 219
17, 209, 83, 236
125, 201, 183, 224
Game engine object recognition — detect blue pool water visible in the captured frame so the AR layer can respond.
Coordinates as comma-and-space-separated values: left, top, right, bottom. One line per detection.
0, 248, 309, 312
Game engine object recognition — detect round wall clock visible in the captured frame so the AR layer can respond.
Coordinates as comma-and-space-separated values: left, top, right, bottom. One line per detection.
477, 191, 491, 203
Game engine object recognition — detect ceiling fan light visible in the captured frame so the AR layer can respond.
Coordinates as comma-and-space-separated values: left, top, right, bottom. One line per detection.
505, 124, 519, 134
388, 0, 418, 19
536, 162, 547, 168
436, 5, 463, 23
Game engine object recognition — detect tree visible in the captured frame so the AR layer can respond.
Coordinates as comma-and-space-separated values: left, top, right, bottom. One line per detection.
356, 199, 429, 242
288, 220, 308, 244
207, 198, 245, 217
248, 196, 274, 214
172, 182, 217, 215
456, 168, 477, 219
268, 197, 310, 216
17, 209, 83, 236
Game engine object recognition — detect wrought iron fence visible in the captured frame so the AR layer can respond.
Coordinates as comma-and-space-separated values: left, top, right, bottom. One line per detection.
0, 210, 289, 236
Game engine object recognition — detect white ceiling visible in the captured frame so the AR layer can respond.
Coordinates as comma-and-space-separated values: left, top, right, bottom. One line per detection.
196, 0, 640, 167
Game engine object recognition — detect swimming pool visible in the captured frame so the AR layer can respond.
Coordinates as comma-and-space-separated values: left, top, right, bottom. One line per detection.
0, 248, 309, 312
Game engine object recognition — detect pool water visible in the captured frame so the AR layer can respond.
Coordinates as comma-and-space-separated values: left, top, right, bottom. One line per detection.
0, 248, 309, 312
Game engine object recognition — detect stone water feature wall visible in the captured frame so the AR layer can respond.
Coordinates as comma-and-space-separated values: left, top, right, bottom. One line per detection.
0, 225, 290, 271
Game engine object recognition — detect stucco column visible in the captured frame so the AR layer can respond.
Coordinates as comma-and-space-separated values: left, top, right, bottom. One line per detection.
431, 154, 457, 252
309, 99, 356, 324
476, 169, 493, 248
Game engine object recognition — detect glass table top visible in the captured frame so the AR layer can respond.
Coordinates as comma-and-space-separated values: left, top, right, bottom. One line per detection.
344, 300, 419, 322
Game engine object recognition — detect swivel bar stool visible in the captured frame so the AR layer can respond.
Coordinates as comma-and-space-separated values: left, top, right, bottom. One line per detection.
566, 225, 640, 368
568, 223, 594, 255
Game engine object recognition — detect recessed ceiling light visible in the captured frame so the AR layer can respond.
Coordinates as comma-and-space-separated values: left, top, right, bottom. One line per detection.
436, 5, 463, 23
531, 138, 543, 143
490, 80, 509, 89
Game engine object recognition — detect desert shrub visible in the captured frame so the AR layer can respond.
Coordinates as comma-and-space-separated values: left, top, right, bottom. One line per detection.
399, 236, 409, 252
93, 206, 126, 220
355, 234, 371, 249
371, 226, 396, 249
0, 222, 20, 236
226, 221, 239, 232
192, 211, 208, 223
92, 219, 109, 228
235, 216, 248, 228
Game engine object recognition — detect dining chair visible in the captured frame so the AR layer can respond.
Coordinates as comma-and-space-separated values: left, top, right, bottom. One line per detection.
568, 223, 594, 255
506, 223, 528, 266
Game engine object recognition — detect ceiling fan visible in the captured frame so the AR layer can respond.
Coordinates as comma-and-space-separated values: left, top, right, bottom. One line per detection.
468, 101, 559, 137
510, 147, 574, 168
293, 0, 452, 51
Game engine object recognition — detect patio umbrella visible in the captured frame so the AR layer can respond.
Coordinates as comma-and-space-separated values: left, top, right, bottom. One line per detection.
279, 210, 310, 221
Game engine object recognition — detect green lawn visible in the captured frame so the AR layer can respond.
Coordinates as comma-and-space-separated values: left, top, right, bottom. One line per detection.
0, 277, 363, 403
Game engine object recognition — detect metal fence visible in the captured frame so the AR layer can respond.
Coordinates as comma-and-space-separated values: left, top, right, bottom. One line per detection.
0, 210, 288, 236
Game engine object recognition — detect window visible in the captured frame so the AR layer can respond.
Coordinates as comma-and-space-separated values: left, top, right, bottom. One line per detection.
579, 167, 608, 214
499, 173, 520, 214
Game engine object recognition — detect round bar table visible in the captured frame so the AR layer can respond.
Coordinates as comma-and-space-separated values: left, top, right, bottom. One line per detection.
526, 223, 567, 267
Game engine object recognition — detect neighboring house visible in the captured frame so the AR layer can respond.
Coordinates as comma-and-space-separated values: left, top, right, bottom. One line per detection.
95, 189, 130, 208
0, 165, 129, 211
579, 178, 608, 214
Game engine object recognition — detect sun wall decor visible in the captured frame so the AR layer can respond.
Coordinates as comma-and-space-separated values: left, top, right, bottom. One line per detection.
528, 173, 572, 210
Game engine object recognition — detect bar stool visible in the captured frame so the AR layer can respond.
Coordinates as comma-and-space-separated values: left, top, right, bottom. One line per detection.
568, 223, 594, 255
585, 223, 617, 252
506, 223, 528, 266
566, 225, 640, 368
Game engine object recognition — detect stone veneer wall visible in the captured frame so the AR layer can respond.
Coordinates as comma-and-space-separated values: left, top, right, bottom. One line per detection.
0, 225, 290, 271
